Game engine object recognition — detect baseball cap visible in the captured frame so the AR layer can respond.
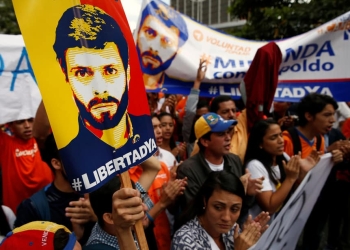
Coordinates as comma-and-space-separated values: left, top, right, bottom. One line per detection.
194, 112, 237, 139
0, 221, 77, 250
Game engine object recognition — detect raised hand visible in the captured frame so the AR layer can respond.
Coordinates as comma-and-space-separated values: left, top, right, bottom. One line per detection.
242, 169, 264, 196
331, 149, 343, 164
284, 155, 301, 182
196, 58, 208, 82
234, 222, 261, 250
159, 177, 187, 208
112, 188, 145, 229
243, 212, 270, 234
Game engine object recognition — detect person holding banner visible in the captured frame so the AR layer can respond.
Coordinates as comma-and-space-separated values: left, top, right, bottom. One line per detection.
136, 0, 188, 90
172, 171, 267, 250
87, 154, 161, 249
244, 119, 303, 222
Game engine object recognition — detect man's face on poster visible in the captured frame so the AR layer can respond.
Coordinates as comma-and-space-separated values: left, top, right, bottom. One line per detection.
137, 15, 180, 75
65, 42, 128, 129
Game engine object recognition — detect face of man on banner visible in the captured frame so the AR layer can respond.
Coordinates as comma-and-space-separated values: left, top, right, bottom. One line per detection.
137, 1, 188, 76
53, 5, 132, 147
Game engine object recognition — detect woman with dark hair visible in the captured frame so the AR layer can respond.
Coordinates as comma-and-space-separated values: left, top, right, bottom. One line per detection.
172, 171, 264, 250
244, 119, 301, 222
158, 112, 186, 161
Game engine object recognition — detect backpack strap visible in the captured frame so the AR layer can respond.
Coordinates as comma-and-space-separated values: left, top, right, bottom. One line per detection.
287, 127, 302, 156
316, 134, 322, 152
29, 184, 51, 221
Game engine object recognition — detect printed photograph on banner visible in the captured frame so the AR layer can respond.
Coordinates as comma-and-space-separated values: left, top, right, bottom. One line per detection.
136, 0, 188, 91
12, 0, 157, 194
134, 0, 350, 100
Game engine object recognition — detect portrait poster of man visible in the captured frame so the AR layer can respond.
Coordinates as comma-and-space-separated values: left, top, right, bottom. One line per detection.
12, 0, 157, 193
136, 0, 189, 91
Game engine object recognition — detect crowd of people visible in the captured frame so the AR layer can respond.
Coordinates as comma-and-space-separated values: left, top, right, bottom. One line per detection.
1, 60, 350, 250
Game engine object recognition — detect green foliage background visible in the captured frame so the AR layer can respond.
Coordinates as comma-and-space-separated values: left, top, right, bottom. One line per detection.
229, 0, 350, 40
0, 0, 20, 34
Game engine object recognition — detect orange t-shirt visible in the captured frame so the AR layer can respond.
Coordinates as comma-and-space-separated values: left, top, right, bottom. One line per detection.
129, 162, 171, 250
282, 130, 325, 158
0, 132, 53, 213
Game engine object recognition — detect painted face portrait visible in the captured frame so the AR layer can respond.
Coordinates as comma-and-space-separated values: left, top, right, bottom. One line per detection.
137, 15, 180, 75
53, 4, 130, 131
66, 42, 128, 130
136, 1, 189, 76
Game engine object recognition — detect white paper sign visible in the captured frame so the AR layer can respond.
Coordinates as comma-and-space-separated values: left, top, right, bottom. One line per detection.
0, 34, 41, 124
250, 153, 333, 250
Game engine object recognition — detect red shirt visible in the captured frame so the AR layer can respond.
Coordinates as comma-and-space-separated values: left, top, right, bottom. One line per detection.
0, 132, 53, 213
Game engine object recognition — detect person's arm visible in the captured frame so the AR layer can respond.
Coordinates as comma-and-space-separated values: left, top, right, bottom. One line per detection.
33, 101, 51, 149
147, 178, 187, 221
137, 156, 161, 191
251, 156, 300, 215
182, 59, 207, 143
112, 188, 145, 250
173, 162, 200, 214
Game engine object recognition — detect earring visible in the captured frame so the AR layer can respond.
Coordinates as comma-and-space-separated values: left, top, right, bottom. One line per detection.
203, 206, 206, 210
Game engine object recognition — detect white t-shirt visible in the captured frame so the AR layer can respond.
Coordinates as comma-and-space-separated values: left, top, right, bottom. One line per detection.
205, 159, 224, 171
247, 159, 281, 222
334, 102, 350, 129
157, 147, 178, 170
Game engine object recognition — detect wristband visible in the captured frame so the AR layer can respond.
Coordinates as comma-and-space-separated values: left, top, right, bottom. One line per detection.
146, 212, 154, 223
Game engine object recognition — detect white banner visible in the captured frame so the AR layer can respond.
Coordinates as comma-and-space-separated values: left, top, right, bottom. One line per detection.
250, 154, 333, 250
135, 0, 350, 101
0, 34, 41, 124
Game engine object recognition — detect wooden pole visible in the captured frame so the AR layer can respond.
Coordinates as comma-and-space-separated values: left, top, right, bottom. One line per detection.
119, 171, 149, 250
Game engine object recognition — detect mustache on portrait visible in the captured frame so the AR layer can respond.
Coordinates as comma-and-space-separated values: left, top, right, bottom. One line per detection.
141, 51, 163, 65
87, 96, 120, 111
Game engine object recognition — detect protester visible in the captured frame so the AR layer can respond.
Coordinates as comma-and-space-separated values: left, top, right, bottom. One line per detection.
301, 127, 350, 250
86, 157, 160, 249
172, 171, 268, 250
152, 114, 178, 169
0, 118, 53, 214
182, 59, 209, 156
159, 112, 186, 161
15, 134, 97, 244
281, 93, 346, 249
129, 114, 187, 249
0, 221, 81, 250
176, 112, 264, 224
245, 119, 302, 222
191, 95, 249, 162
283, 93, 342, 161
